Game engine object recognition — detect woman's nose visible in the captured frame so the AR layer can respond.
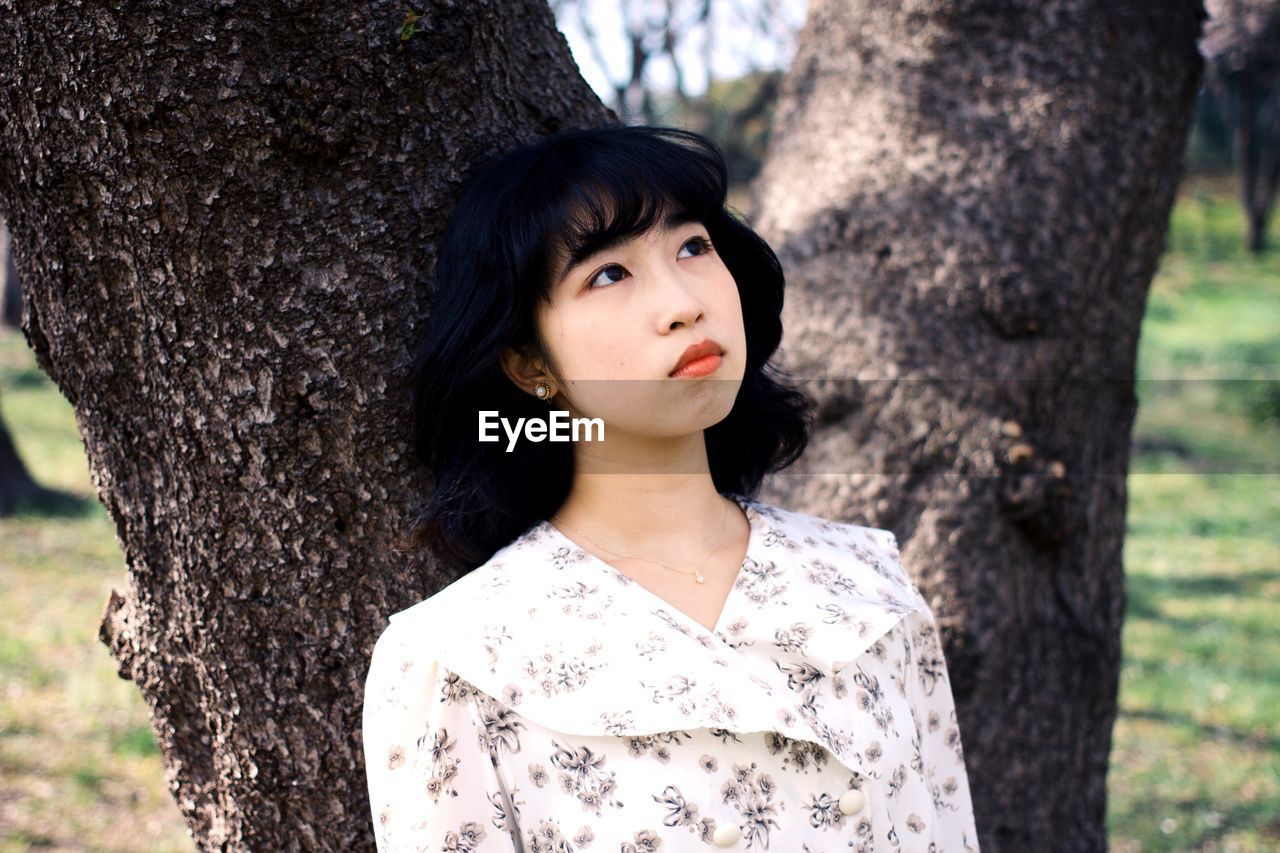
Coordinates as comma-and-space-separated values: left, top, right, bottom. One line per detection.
654, 269, 706, 331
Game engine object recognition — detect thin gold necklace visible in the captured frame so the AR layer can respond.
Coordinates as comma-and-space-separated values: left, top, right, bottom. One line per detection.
551, 498, 730, 584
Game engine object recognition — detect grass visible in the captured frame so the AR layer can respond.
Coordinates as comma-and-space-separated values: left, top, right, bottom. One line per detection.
0, 171, 1277, 850
1107, 172, 1280, 852
0, 333, 193, 847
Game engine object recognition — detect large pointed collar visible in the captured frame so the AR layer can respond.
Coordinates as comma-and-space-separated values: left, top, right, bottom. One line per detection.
388, 494, 929, 777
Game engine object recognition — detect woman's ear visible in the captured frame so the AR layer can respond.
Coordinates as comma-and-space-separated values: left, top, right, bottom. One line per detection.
500, 344, 552, 397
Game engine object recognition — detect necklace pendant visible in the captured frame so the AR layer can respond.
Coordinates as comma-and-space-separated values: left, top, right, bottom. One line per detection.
695, 572, 705, 583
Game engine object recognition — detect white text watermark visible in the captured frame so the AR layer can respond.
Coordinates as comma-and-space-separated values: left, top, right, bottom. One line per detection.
478, 410, 605, 452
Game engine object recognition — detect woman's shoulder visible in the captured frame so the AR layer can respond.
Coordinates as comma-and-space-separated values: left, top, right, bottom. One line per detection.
743, 494, 902, 561
385, 518, 553, 628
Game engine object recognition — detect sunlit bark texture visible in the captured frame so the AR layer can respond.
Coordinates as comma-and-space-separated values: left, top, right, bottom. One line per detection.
0, 1, 611, 846
750, 1, 1205, 849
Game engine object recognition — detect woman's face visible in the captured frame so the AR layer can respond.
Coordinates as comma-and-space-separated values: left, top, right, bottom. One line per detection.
526, 207, 747, 440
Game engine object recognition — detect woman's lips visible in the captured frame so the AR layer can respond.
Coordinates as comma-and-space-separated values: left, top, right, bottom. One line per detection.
669, 353, 723, 379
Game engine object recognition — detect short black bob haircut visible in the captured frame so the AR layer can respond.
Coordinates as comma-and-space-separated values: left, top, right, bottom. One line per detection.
396, 124, 814, 574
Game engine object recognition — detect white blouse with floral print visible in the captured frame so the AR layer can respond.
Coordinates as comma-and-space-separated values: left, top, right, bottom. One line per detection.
363, 493, 979, 851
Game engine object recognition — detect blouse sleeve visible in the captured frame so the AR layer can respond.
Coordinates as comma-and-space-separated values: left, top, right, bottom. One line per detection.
362, 621, 520, 852
902, 607, 981, 848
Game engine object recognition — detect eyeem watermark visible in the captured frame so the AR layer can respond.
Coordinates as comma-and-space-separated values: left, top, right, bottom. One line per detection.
479, 410, 604, 452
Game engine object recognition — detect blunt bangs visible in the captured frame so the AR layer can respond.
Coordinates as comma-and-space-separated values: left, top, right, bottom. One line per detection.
508, 126, 731, 303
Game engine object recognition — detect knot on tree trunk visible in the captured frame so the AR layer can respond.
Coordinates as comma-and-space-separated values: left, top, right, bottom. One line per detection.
996, 424, 1079, 549
99, 586, 140, 679
979, 265, 1054, 338
811, 377, 866, 425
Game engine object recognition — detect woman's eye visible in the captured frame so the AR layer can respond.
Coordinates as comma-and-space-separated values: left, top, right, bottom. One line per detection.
587, 265, 628, 290
586, 236, 713, 291
679, 235, 714, 258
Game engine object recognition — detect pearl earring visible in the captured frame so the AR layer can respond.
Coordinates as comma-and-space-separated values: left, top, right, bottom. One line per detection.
534, 382, 551, 400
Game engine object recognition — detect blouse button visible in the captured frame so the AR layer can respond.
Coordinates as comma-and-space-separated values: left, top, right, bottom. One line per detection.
712, 823, 742, 846
838, 788, 866, 815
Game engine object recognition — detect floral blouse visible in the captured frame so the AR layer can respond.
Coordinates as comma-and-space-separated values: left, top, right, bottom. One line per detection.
363, 493, 979, 851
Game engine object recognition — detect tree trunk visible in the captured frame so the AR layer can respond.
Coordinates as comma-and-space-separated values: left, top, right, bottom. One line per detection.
0, 1, 611, 847
1243, 96, 1279, 255
1233, 78, 1269, 253
0, 401, 42, 515
749, 1, 1205, 850
2, 216, 24, 328
1247, 204, 1268, 252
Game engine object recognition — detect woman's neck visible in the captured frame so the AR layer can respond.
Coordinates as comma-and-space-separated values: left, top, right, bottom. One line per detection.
550, 473, 734, 563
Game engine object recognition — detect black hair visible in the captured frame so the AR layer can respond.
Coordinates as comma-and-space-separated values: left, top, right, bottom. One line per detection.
394, 124, 814, 574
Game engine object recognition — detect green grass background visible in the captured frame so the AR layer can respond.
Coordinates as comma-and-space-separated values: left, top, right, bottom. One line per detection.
1, 173, 1277, 850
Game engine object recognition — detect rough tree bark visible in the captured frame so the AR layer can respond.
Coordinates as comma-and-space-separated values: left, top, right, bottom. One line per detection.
749, 1, 1205, 850
0, 1, 611, 847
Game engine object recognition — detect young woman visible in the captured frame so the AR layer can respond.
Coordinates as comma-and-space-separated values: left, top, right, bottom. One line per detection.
363, 124, 979, 852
